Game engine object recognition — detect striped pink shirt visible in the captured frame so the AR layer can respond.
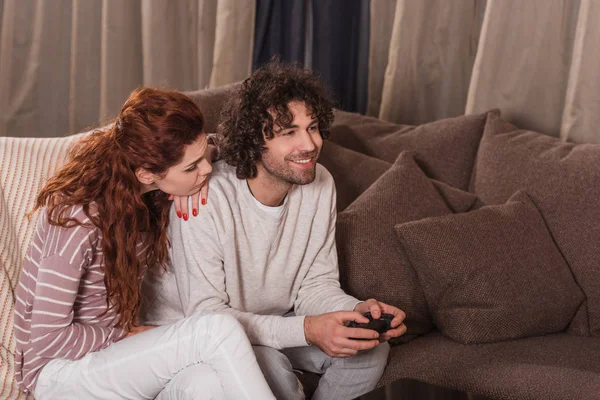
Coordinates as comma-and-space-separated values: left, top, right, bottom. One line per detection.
13, 205, 146, 394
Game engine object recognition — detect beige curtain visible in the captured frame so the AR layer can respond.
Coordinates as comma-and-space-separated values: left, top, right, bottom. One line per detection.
370, 0, 599, 144
0, 0, 255, 138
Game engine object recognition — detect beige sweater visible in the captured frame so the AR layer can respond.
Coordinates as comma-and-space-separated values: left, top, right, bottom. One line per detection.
141, 161, 359, 349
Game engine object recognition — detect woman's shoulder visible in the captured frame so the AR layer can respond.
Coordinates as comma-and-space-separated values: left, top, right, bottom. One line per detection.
39, 204, 101, 239
26, 204, 101, 265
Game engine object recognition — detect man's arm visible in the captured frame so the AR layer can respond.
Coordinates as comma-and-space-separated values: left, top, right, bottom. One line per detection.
294, 168, 361, 316
169, 204, 308, 350
177, 213, 380, 357
289, 167, 387, 357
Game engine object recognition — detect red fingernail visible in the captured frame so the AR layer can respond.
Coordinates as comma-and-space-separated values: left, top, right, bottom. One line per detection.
183, 213, 188, 221
176, 211, 182, 218
201, 198, 206, 206
192, 208, 198, 217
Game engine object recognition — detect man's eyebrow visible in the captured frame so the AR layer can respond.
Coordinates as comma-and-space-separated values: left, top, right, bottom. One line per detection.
185, 156, 204, 168
277, 118, 319, 131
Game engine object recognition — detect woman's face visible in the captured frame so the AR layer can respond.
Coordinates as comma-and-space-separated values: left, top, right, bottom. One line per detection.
152, 134, 212, 196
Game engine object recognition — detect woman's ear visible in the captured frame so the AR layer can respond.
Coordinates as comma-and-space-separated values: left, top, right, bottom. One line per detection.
135, 167, 157, 185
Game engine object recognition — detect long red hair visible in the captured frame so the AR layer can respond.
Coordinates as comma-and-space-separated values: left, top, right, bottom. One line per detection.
33, 88, 204, 330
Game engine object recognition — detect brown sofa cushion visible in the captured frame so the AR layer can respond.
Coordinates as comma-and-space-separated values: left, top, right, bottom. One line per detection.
380, 332, 600, 400
430, 180, 483, 214
329, 109, 490, 190
185, 82, 240, 133
471, 110, 600, 336
319, 141, 391, 211
337, 152, 461, 341
395, 191, 584, 344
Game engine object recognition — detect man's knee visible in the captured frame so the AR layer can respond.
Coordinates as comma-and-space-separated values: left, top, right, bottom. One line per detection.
355, 342, 389, 369
253, 346, 295, 374
313, 343, 390, 400
366, 342, 390, 377
332, 342, 390, 377
253, 346, 303, 400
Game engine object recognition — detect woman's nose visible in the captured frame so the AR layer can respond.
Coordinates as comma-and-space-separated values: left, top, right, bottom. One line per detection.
199, 158, 213, 176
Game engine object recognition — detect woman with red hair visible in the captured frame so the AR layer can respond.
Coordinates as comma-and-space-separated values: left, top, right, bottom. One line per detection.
13, 88, 275, 399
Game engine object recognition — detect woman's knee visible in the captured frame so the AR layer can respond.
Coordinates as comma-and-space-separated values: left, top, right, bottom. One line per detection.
189, 312, 244, 338
157, 363, 225, 400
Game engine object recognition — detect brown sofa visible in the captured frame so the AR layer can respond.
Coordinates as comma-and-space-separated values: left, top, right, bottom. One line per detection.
191, 87, 600, 399
323, 108, 600, 400
2, 84, 599, 400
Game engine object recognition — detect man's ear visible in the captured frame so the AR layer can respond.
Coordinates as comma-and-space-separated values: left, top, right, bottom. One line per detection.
135, 167, 157, 185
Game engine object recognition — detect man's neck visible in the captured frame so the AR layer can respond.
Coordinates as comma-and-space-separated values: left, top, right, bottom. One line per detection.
247, 169, 291, 207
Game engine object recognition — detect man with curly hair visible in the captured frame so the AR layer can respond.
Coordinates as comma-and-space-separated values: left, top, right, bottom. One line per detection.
143, 60, 407, 399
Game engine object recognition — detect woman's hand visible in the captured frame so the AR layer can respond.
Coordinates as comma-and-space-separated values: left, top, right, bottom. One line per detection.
169, 185, 208, 221
170, 143, 218, 220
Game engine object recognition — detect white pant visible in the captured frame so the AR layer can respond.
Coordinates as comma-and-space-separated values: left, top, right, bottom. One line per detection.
34, 312, 275, 400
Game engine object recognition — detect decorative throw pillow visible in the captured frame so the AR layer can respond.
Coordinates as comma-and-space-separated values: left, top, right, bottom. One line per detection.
337, 152, 474, 341
329, 109, 491, 190
395, 191, 585, 344
471, 110, 600, 336
430, 180, 483, 214
319, 141, 391, 211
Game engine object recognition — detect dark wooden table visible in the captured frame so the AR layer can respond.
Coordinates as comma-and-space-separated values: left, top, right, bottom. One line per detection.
354, 379, 496, 400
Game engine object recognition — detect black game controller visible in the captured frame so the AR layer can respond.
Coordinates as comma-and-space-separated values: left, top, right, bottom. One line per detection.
345, 312, 394, 336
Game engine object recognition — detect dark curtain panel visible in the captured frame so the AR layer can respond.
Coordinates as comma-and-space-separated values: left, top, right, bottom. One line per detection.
311, 0, 370, 113
253, 0, 370, 114
253, 0, 307, 69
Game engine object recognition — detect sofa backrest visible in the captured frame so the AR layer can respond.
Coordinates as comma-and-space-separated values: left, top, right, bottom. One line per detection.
184, 82, 240, 133
0, 132, 90, 399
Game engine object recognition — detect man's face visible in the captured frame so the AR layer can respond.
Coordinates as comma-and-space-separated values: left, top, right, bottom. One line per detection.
259, 101, 323, 186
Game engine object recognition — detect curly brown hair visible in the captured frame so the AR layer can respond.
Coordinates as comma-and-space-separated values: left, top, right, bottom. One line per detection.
33, 88, 204, 330
218, 59, 334, 179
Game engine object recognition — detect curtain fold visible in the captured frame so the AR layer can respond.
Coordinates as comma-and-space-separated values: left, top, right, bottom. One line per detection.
100, 0, 144, 125
371, 0, 599, 143
3, 1, 600, 143
141, 0, 199, 91
70, 0, 102, 134
0, 0, 73, 138
366, 0, 396, 118
560, 0, 600, 143
465, 0, 580, 137
375, 0, 485, 125
209, 0, 255, 88
0, 0, 255, 138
